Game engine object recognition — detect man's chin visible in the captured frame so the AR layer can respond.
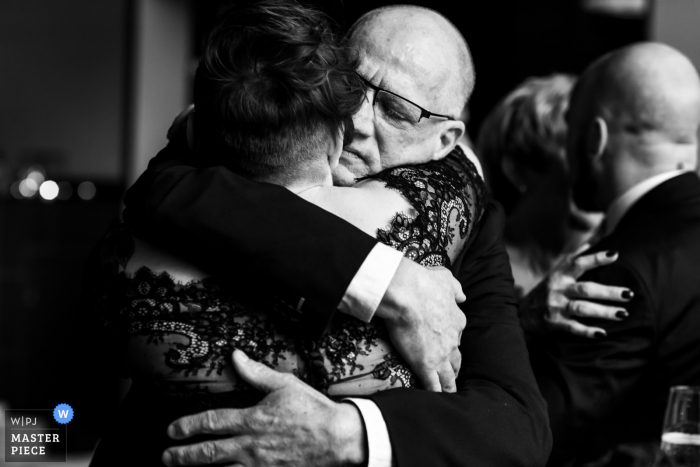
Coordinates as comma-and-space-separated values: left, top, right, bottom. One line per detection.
332, 165, 359, 187
333, 153, 372, 186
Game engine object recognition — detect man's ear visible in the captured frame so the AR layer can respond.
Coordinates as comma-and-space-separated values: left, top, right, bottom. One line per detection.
432, 120, 465, 161
587, 117, 608, 163
326, 127, 344, 170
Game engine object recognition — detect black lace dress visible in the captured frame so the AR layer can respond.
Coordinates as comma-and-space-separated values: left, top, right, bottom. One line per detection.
89, 147, 486, 466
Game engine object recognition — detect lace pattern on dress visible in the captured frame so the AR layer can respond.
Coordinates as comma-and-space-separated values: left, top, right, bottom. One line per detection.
360, 146, 486, 268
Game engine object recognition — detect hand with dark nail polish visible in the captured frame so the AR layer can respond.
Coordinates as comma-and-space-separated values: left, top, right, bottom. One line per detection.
606, 251, 618, 257
594, 331, 606, 339
622, 290, 634, 299
615, 310, 628, 319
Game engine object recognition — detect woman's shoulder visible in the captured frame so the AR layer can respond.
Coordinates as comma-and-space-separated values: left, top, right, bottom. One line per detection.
301, 183, 416, 239
382, 145, 484, 193
358, 146, 489, 266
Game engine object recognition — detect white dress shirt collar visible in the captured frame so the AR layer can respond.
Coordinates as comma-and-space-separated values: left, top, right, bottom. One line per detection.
604, 170, 688, 236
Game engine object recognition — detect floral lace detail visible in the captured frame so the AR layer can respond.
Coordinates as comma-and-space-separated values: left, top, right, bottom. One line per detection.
360, 146, 486, 267
102, 266, 296, 380
312, 314, 416, 390
372, 353, 414, 387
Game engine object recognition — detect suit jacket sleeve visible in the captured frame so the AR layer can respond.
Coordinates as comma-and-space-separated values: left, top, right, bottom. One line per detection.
122, 139, 378, 338
527, 256, 655, 466
366, 201, 553, 467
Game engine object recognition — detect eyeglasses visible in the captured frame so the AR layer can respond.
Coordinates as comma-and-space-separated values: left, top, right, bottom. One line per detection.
355, 73, 456, 128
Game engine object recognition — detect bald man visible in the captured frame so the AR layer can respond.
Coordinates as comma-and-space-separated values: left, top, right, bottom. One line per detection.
527, 42, 700, 466
331, 6, 472, 185
121, 4, 550, 467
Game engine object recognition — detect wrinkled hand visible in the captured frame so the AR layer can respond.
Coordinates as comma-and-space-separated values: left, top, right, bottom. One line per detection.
375, 258, 467, 393
163, 350, 366, 467
519, 248, 633, 338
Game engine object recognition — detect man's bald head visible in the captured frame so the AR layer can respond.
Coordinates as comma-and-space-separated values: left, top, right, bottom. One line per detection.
567, 42, 700, 210
348, 5, 474, 115
573, 42, 700, 164
333, 6, 472, 185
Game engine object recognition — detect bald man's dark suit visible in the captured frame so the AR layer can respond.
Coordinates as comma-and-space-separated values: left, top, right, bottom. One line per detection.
528, 172, 700, 466
122, 138, 551, 467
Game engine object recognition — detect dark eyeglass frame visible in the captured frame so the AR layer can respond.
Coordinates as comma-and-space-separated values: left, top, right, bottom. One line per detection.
355, 73, 456, 123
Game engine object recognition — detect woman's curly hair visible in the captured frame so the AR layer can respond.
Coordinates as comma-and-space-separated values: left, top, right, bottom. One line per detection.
194, 0, 365, 181
477, 74, 576, 212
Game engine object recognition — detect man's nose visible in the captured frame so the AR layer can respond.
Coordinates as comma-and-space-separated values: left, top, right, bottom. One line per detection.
352, 91, 375, 138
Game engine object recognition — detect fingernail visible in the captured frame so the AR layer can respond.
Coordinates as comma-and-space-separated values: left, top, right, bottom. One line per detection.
606, 250, 618, 257
594, 331, 606, 339
616, 310, 628, 319
167, 424, 178, 439
621, 290, 634, 299
162, 451, 173, 466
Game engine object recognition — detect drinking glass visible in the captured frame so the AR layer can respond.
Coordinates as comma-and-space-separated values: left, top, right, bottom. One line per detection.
660, 386, 700, 466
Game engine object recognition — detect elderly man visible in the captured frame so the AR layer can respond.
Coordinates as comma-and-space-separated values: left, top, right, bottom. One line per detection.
527, 42, 700, 466
123, 5, 556, 467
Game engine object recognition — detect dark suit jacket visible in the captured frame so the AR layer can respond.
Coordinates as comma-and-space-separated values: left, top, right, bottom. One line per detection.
122, 139, 552, 467
528, 172, 700, 466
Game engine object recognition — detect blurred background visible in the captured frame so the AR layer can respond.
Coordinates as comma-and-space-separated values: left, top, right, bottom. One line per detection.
0, 0, 697, 462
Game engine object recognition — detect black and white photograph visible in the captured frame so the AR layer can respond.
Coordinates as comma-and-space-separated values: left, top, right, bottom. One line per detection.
1, 0, 700, 466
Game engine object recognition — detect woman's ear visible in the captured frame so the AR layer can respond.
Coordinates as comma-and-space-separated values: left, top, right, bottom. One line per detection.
432, 120, 465, 161
587, 117, 608, 162
326, 127, 344, 169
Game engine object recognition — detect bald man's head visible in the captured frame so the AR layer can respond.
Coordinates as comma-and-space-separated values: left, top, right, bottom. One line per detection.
333, 6, 473, 186
567, 42, 700, 211
575, 42, 700, 150
348, 6, 474, 115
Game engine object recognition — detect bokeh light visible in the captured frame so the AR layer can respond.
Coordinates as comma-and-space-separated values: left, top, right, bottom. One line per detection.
39, 180, 59, 200
10, 181, 22, 199
18, 179, 38, 198
77, 181, 96, 200
26, 170, 45, 187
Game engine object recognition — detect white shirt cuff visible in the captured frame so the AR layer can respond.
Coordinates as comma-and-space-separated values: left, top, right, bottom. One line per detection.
344, 398, 393, 467
338, 243, 403, 322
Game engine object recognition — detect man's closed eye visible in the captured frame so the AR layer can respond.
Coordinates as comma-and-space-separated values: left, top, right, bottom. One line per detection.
378, 96, 414, 124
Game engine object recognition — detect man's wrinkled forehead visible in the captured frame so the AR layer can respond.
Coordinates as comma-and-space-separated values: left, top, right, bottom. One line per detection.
350, 25, 448, 107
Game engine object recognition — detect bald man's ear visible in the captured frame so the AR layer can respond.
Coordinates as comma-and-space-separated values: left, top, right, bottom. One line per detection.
432, 120, 465, 161
587, 117, 608, 162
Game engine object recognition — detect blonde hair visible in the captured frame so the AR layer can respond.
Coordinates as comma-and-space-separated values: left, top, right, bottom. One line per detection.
477, 74, 576, 211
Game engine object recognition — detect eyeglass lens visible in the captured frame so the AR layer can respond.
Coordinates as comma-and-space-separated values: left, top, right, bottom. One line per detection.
374, 90, 422, 127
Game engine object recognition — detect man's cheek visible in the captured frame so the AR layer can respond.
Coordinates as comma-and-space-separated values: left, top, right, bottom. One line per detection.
380, 132, 427, 168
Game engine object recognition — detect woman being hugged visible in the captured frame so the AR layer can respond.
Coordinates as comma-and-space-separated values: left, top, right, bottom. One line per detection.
89, 1, 485, 464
